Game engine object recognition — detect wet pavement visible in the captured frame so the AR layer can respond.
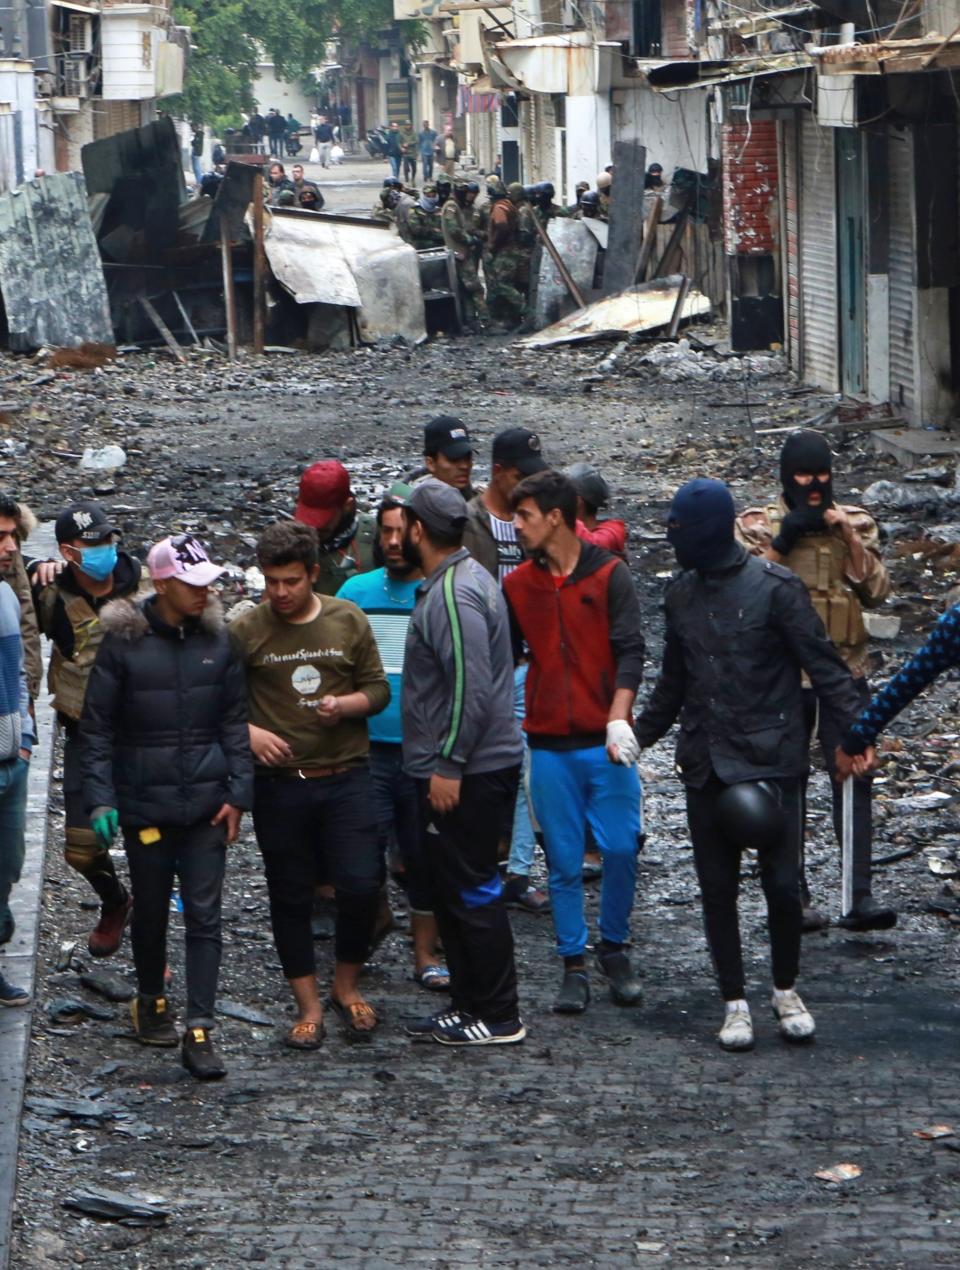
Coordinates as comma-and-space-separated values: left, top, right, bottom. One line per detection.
2, 325, 960, 1267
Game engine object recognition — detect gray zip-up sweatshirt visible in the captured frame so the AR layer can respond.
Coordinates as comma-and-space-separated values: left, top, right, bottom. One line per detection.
0, 580, 34, 760
402, 548, 522, 779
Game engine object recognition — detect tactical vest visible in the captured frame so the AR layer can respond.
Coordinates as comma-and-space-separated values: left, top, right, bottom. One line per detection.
767, 505, 867, 651
40, 589, 106, 721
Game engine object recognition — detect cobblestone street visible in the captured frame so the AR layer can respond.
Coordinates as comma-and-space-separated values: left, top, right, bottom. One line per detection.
1, 334, 958, 1267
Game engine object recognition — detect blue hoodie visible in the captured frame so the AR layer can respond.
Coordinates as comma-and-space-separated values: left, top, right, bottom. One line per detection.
0, 580, 34, 760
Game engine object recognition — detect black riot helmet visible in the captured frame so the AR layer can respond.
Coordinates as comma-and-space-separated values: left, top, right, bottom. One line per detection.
580, 190, 601, 217
715, 781, 785, 851
535, 181, 555, 207
383, 175, 403, 190
466, 180, 481, 194
436, 173, 453, 198
779, 430, 834, 512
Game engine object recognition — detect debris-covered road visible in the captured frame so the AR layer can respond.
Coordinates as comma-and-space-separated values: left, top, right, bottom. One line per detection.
6, 330, 960, 1267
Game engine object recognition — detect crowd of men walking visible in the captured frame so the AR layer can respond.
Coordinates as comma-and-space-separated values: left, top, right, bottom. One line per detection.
0, 418, 946, 1080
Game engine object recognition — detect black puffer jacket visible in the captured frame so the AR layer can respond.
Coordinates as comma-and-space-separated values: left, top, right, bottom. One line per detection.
80, 595, 254, 826
634, 546, 862, 787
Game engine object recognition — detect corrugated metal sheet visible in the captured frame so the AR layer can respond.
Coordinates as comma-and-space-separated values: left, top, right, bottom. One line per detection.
262, 211, 427, 345
0, 172, 113, 351
887, 129, 915, 415
799, 113, 838, 391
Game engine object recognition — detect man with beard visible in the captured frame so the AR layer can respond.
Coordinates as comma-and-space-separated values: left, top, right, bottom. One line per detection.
0, 495, 36, 999
400, 480, 525, 1046
737, 432, 895, 932
294, 461, 376, 596
635, 478, 862, 1051
338, 485, 449, 993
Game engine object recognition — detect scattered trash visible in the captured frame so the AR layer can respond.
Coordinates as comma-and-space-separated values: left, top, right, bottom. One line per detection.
24, 1096, 121, 1123
46, 997, 116, 1023
79, 444, 127, 473
863, 613, 901, 640
913, 1125, 954, 1139
55, 940, 78, 972
62, 1187, 170, 1226
815, 1163, 862, 1183
927, 857, 958, 878
519, 279, 711, 349
218, 999, 274, 1027
889, 792, 953, 813
79, 971, 135, 1003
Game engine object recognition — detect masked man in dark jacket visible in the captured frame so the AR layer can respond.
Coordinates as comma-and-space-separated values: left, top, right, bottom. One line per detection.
635, 479, 862, 1053
80, 535, 253, 1080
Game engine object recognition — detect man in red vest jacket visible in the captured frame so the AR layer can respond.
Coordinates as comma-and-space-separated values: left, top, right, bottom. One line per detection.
503, 470, 645, 1015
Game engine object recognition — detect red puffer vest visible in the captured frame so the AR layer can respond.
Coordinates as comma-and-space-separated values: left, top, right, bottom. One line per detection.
504, 553, 619, 743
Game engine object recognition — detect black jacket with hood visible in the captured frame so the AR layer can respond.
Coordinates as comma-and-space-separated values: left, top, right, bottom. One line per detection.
634, 545, 862, 787
80, 594, 254, 827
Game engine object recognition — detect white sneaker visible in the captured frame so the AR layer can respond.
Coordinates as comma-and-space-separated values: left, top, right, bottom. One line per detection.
718, 1005, 754, 1051
771, 989, 815, 1042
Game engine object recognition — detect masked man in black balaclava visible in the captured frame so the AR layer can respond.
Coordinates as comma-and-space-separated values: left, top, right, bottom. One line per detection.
635, 477, 863, 1053
737, 433, 895, 934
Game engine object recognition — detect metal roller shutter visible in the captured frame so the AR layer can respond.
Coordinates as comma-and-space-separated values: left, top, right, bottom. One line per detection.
799, 113, 838, 391
780, 116, 800, 365
887, 128, 915, 415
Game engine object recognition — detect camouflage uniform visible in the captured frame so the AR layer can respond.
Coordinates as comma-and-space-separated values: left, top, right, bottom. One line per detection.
405, 203, 445, 249
483, 181, 526, 327
441, 195, 488, 324
507, 182, 537, 298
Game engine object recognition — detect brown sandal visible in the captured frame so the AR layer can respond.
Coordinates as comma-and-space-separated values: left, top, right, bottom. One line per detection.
328, 996, 379, 1036
284, 1019, 324, 1050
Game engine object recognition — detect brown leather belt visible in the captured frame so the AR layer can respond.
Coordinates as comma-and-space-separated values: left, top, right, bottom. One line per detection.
285, 764, 353, 780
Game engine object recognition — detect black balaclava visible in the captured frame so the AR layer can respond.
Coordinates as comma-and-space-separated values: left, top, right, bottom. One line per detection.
780, 431, 834, 515
666, 478, 737, 572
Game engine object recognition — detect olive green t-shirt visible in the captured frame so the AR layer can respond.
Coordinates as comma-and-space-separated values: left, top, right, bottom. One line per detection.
229, 597, 390, 770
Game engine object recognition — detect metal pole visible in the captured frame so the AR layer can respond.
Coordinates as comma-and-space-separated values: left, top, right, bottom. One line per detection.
841, 777, 854, 918
219, 214, 237, 361
252, 172, 266, 355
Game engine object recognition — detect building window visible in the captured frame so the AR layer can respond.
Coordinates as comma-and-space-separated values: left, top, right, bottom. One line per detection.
632, 0, 662, 55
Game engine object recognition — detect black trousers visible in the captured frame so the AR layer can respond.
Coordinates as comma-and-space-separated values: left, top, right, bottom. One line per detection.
253, 768, 382, 978
800, 678, 873, 903
417, 767, 521, 1024
685, 774, 803, 1000
123, 821, 226, 1028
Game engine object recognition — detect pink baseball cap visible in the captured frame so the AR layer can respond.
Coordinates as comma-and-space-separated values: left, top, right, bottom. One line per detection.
147, 534, 224, 587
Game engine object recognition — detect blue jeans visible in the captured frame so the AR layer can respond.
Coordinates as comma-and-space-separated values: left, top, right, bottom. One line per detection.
0, 756, 28, 939
370, 743, 432, 914
191, 154, 203, 185
507, 665, 536, 876
529, 747, 641, 958
388, 153, 401, 178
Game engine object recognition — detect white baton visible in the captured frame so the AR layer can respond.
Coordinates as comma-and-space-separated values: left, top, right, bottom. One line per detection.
841, 776, 854, 918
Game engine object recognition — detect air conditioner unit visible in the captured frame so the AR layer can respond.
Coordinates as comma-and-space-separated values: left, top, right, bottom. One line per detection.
63, 59, 89, 97
68, 14, 93, 53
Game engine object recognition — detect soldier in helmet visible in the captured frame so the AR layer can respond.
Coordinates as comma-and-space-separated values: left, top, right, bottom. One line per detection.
507, 182, 538, 303
736, 431, 895, 934
635, 478, 863, 1053
442, 180, 488, 330
532, 181, 570, 226
482, 176, 526, 330
574, 190, 603, 221
405, 182, 445, 249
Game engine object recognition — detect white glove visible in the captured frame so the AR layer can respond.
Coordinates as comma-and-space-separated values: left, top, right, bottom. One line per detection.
606, 719, 640, 766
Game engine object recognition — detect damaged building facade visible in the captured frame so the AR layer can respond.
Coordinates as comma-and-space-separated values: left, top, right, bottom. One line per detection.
0, 0, 187, 191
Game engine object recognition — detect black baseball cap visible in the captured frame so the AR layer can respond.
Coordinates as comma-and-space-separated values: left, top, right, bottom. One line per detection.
54, 501, 119, 545
423, 415, 474, 460
492, 427, 547, 476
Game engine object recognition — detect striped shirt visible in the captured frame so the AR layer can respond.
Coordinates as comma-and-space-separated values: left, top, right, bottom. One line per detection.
488, 511, 523, 586
845, 604, 960, 753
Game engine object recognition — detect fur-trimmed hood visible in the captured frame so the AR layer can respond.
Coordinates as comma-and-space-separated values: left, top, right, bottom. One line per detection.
17, 503, 38, 542
100, 592, 224, 641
